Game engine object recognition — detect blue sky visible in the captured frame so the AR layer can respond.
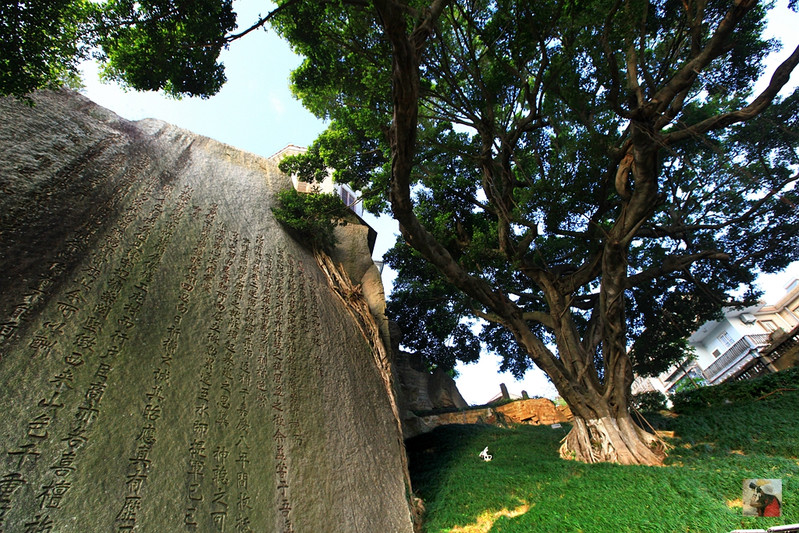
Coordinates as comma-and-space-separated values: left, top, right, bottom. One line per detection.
80, 0, 799, 404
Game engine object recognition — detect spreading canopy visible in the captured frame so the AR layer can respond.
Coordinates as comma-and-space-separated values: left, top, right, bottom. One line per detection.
273, 0, 799, 464
1, 1, 93, 98
0, 0, 257, 98
276, 0, 799, 377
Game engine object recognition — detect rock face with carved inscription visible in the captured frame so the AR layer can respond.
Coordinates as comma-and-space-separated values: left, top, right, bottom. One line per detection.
0, 90, 415, 532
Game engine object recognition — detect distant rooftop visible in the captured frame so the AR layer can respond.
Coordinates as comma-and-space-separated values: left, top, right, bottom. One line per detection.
268, 144, 307, 161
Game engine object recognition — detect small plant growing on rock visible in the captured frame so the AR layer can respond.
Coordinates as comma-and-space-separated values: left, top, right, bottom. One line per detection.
272, 188, 351, 252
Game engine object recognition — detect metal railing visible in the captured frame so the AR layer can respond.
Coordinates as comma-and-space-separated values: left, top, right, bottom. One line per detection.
704, 334, 770, 383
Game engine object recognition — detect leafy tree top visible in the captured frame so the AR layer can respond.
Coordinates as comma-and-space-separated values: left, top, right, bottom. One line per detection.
271, 0, 799, 380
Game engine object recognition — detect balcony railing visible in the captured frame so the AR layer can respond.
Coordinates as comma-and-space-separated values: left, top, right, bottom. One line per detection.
704, 334, 770, 384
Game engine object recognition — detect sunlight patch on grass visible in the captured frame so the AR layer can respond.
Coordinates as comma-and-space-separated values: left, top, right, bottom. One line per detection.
409, 387, 799, 532
726, 498, 743, 509
448, 502, 530, 533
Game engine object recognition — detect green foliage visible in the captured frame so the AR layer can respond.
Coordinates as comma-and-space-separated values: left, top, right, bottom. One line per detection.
271, 188, 351, 252
672, 374, 708, 395
271, 1, 393, 213
672, 367, 799, 414
385, 241, 482, 371
0, 1, 94, 98
95, 0, 237, 97
669, 388, 799, 458
6, 0, 798, 456
628, 287, 721, 377
273, 0, 799, 387
1, 0, 237, 99
408, 388, 799, 531
631, 390, 668, 413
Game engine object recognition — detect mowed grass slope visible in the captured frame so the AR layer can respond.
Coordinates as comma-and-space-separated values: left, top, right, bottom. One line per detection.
407, 388, 799, 533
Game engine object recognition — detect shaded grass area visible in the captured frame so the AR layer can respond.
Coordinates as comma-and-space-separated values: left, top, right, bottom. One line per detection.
407, 390, 799, 533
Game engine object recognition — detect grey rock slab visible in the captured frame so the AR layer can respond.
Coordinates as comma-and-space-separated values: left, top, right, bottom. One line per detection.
0, 90, 413, 532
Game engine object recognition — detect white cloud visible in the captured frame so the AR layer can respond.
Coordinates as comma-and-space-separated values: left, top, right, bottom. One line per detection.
269, 93, 285, 116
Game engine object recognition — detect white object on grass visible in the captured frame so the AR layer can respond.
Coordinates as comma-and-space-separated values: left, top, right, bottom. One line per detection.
479, 446, 492, 461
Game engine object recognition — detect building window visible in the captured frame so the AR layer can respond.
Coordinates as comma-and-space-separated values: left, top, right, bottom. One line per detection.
337, 186, 362, 216
760, 320, 778, 332
717, 332, 735, 348
712, 349, 721, 358
339, 187, 355, 207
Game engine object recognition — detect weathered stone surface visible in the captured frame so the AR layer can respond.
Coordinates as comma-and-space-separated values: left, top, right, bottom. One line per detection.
330, 223, 393, 352
391, 347, 470, 438
404, 399, 573, 436
494, 398, 572, 426
410, 408, 497, 435
427, 369, 468, 411
393, 351, 435, 414
392, 350, 468, 413
0, 90, 414, 532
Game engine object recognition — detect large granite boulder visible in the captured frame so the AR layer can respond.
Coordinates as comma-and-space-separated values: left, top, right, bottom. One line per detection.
0, 90, 414, 532
390, 345, 469, 439
393, 350, 468, 414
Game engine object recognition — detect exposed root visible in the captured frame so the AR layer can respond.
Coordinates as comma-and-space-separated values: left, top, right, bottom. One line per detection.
559, 416, 665, 466
756, 387, 797, 401
314, 250, 421, 522
631, 407, 673, 454
314, 250, 400, 428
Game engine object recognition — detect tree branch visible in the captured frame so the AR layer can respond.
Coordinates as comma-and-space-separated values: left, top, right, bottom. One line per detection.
599, 0, 628, 116
637, 171, 799, 237
626, 250, 731, 288
646, 0, 759, 120
473, 308, 554, 329
665, 43, 799, 143
222, 0, 304, 44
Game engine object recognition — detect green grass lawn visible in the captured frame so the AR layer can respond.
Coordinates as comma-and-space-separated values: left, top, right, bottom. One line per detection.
407, 389, 799, 533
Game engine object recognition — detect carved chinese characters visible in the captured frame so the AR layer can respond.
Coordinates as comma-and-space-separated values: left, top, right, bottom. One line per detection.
0, 91, 414, 532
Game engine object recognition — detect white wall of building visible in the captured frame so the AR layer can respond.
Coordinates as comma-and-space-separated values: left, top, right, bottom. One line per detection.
269, 144, 362, 215
635, 277, 799, 395
689, 308, 763, 370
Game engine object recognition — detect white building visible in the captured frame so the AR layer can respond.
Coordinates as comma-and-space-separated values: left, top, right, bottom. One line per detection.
269, 144, 363, 217
633, 279, 799, 396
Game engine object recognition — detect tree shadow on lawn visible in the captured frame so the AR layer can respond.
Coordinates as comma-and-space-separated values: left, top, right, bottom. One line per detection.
406, 423, 571, 530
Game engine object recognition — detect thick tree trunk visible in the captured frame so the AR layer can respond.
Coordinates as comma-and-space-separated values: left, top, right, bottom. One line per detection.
373, 0, 666, 468
502, 301, 665, 466
560, 412, 664, 465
